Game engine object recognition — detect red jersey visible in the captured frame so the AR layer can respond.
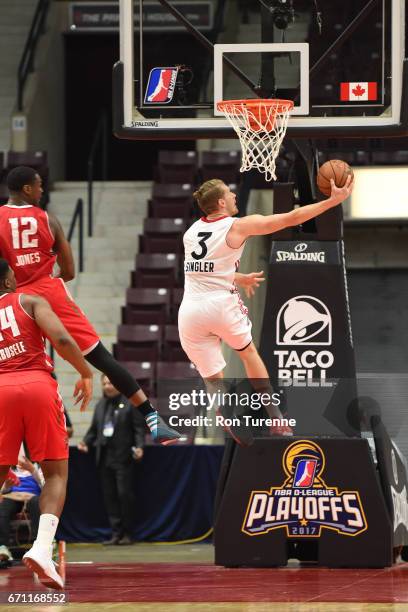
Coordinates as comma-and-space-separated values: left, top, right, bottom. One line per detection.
0, 292, 53, 374
0, 204, 56, 287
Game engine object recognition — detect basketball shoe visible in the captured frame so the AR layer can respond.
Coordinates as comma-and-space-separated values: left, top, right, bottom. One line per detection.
23, 545, 64, 590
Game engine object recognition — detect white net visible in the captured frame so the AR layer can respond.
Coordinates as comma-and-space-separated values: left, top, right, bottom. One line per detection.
217, 99, 293, 182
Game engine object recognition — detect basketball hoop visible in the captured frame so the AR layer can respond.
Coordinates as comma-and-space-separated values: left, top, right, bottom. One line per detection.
217, 99, 294, 182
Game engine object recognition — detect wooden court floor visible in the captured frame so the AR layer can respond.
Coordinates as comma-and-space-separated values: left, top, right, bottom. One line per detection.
0, 544, 408, 611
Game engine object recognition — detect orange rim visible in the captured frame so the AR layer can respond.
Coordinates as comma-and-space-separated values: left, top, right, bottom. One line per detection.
217, 98, 294, 113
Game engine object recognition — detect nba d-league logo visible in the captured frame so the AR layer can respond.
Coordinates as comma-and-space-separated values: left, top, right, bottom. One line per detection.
275, 296, 334, 386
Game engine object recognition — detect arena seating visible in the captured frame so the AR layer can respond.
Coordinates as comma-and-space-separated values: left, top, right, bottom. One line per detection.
140, 218, 187, 254
123, 288, 171, 325
157, 150, 198, 184
201, 150, 241, 184
113, 324, 161, 362
115, 173, 199, 415
156, 361, 198, 380
131, 254, 180, 289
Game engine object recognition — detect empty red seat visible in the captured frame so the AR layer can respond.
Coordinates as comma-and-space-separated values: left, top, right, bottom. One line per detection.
149, 199, 192, 219
140, 218, 186, 254
156, 361, 198, 379
113, 324, 161, 361
118, 361, 156, 396
144, 219, 187, 235
151, 183, 193, 204
162, 325, 187, 361
201, 150, 241, 184
149, 184, 193, 219
123, 288, 170, 324
132, 253, 180, 289
158, 151, 198, 184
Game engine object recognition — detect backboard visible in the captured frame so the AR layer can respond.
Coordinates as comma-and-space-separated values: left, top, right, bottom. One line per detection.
114, 0, 407, 140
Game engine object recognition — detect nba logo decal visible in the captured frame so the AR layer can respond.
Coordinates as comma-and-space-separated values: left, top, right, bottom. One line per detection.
242, 440, 367, 538
144, 67, 179, 104
293, 459, 317, 487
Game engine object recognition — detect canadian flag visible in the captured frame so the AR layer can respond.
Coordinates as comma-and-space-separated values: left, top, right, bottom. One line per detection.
340, 82, 378, 102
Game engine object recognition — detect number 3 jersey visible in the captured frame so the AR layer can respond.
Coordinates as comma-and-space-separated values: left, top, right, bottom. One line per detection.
183, 216, 246, 296
0, 292, 53, 373
0, 204, 56, 287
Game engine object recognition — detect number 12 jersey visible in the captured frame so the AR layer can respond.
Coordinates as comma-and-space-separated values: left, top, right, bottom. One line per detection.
0, 204, 56, 287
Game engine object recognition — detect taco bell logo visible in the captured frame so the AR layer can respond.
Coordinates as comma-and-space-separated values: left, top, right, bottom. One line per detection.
275, 296, 334, 387
277, 296, 331, 346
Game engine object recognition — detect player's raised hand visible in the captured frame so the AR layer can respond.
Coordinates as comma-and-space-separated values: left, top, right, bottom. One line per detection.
239, 271, 265, 298
329, 175, 354, 204
73, 376, 93, 412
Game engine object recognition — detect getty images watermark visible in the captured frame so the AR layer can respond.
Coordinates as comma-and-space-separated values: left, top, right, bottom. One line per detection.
166, 389, 296, 430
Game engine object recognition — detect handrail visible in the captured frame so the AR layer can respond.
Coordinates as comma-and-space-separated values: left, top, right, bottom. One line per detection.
18, 0, 50, 111
87, 111, 108, 237
67, 198, 84, 273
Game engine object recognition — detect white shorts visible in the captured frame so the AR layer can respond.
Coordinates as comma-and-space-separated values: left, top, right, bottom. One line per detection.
178, 292, 253, 378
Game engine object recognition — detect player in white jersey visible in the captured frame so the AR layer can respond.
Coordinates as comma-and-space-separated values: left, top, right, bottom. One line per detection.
179, 177, 353, 443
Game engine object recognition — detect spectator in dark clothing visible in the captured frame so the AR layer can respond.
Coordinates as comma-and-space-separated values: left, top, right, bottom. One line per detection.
77, 375, 146, 545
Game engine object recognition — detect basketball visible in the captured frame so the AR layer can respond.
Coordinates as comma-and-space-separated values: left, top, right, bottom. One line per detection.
316, 160, 354, 196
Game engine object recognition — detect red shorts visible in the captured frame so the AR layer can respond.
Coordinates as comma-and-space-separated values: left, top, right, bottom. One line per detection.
22, 277, 100, 354
0, 371, 69, 465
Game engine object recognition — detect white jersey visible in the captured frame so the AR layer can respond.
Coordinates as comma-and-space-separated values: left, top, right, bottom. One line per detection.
183, 215, 245, 296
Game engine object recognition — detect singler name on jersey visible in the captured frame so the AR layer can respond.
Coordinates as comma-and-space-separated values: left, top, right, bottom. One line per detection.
184, 261, 215, 273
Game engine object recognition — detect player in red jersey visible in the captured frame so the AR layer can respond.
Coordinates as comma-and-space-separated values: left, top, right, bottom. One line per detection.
0, 258, 93, 589
0, 166, 183, 444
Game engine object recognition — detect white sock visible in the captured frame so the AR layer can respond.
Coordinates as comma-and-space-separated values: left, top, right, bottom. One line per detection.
34, 514, 59, 550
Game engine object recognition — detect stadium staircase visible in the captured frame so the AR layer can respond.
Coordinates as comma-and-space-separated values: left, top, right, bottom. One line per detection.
48, 181, 149, 444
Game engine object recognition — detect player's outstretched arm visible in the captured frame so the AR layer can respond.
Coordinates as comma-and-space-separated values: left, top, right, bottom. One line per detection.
21, 295, 93, 411
48, 212, 75, 282
230, 177, 353, 243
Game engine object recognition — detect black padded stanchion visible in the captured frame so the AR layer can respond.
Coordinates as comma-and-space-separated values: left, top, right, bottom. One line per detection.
214, 437, 393, 568
259, 238, 358, 437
